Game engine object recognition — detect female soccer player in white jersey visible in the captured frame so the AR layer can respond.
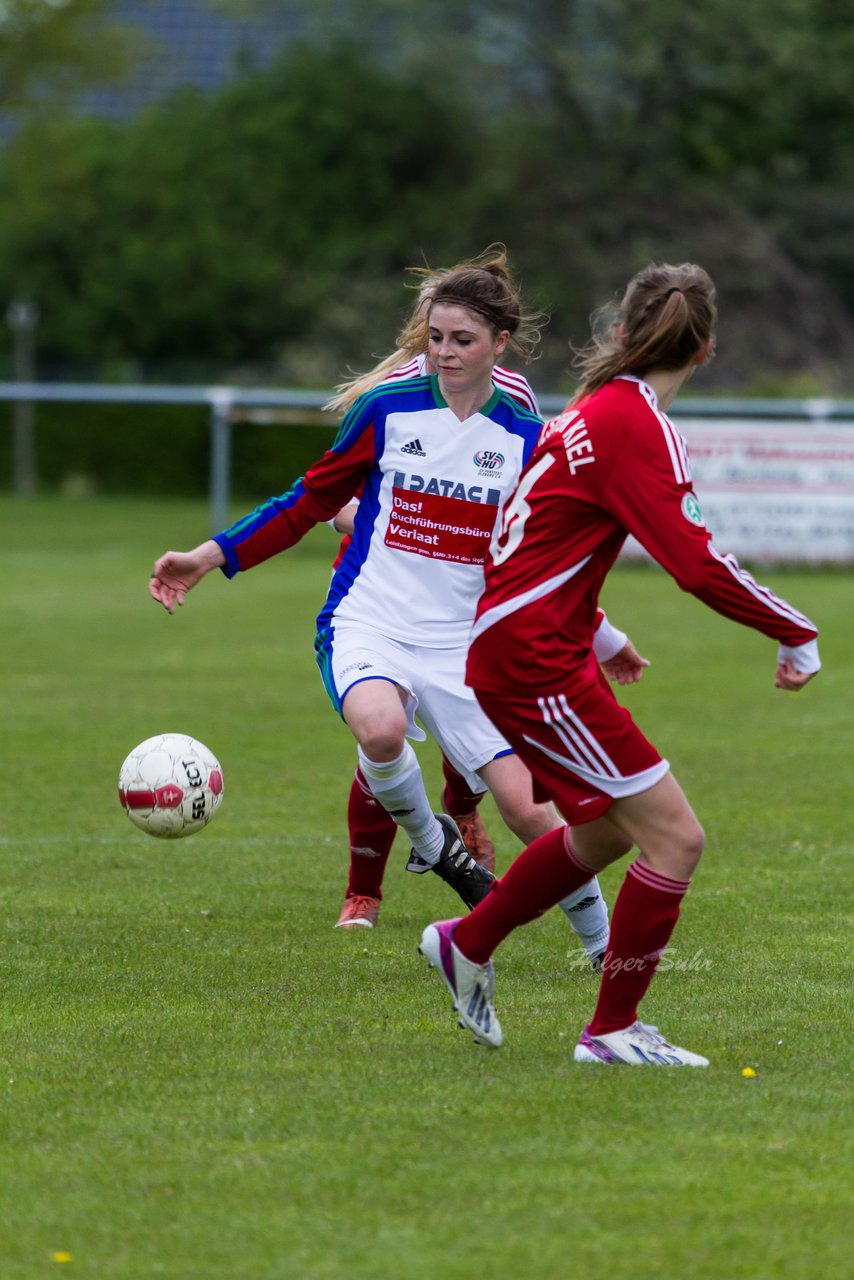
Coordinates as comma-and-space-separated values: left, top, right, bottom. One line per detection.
420, 261, 821, 1066
321, 258, 620, 957
324, 273, 536, 922
326, 349, 539, 923
148, 249, 628, 937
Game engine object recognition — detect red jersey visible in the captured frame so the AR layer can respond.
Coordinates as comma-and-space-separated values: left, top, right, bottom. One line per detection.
468, 376, 818, 694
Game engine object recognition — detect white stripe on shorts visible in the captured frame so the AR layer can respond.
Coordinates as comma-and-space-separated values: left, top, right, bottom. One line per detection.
526, 694, 670, 798
538, 694, 621, 779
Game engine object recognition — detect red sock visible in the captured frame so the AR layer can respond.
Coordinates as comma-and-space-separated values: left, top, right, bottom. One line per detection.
345, 768, 397, 900
588, 859, 690, 1035
440, 757, 483, 816
454, 826, 595, 963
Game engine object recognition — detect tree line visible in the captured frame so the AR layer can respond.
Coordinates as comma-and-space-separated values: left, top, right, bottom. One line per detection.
3, 0, 854, 493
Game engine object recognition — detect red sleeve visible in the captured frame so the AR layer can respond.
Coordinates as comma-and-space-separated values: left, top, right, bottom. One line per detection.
603, 423, 818, 646
215, 426, 377, 576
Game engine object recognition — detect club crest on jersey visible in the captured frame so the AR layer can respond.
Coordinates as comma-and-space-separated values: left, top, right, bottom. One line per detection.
681, 493, 705, 526
473, 449, 505, 477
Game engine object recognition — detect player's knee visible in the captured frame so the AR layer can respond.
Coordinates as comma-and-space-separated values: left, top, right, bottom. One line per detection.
496, 798, 558, 843
679, 817, 705, 874
359, 729, 406, 762
644, 816, 704, 880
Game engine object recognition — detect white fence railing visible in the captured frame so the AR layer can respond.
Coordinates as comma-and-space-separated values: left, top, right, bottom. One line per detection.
2, 381, 854, 561
0, 380, 334, 531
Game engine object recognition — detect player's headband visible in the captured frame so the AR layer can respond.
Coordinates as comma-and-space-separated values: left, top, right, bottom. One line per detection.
428, 292, 517, 333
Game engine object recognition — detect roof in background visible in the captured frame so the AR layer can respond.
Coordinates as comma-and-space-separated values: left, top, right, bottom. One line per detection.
0, 0, 303, 141
79, 0, 302, 118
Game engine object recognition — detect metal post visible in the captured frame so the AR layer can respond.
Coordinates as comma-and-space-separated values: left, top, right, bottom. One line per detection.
6, 299, 39, 495
208, 387, 234, 534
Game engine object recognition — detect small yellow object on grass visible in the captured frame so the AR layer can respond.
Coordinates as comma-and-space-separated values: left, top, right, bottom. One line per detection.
741, 1067, 757, 1078
51, 1252, 73, 1263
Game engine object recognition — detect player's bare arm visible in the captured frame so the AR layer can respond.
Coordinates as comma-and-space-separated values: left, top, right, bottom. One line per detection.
600, 638, 650, 686
149, 539, 225, 614
331, 502, 359, 536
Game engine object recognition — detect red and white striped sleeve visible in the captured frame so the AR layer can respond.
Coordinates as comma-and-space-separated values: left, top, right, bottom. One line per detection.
492, 365, 541, 415
604, 398, 818, 650
384, 354, 426, 382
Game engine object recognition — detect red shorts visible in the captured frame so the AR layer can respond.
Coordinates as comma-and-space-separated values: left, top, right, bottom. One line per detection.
474, 661, 668, 825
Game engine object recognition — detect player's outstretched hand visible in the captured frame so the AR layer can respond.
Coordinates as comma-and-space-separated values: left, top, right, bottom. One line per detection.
601, 638, 650, 686
148, 541, 225, 614
774, 659, 818, 692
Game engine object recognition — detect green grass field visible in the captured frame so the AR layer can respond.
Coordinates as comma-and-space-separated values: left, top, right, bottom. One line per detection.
1, 495, 850, 1280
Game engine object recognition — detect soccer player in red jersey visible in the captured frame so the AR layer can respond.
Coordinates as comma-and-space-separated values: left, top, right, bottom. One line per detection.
420, 262, 821, 1065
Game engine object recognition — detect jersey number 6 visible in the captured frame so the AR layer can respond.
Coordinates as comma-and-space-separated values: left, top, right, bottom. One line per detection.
491, 453, 555, 566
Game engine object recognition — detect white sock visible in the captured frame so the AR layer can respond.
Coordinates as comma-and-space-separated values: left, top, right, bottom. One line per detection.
357, 743, 443, 862
558, 878, 610, 958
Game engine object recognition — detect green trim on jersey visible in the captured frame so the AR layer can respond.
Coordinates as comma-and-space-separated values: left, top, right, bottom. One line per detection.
333, 375, 432, 449
429, 373, 501, 418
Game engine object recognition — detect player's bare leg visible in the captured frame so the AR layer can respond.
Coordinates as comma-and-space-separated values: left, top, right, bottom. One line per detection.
479, 754, 613, 965
342, 680, 493, 908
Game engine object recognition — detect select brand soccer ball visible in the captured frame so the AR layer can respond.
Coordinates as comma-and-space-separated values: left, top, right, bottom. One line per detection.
118, 733, 224, 838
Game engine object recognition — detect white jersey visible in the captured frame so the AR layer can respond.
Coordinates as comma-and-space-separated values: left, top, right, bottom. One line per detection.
214, 374, 544, 649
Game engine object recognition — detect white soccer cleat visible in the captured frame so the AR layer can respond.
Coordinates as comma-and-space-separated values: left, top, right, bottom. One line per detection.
573, 1020, 709, 1067
419, 919, 502, 1048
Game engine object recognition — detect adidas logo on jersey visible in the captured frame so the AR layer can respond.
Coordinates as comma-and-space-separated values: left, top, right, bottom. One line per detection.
401, 438, 426, 457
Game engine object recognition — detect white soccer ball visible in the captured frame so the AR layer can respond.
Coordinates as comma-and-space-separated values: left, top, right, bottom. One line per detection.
118, 733, 224, 838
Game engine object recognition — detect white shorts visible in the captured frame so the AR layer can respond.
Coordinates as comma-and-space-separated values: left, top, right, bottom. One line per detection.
316, 623, 511, 792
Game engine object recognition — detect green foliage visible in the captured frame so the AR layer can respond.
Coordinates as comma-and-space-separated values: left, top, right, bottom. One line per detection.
0, 40, 479, 379
4, 2, 854, 391
0, 495, 850, 1279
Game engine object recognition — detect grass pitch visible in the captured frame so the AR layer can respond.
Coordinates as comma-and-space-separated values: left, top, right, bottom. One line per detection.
1, 495, 850, 1279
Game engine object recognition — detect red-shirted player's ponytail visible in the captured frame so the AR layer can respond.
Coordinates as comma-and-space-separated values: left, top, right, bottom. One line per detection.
571, 263, 717, 402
